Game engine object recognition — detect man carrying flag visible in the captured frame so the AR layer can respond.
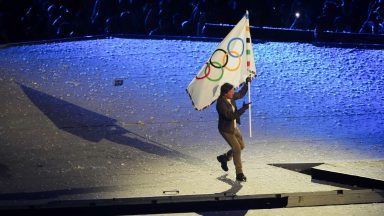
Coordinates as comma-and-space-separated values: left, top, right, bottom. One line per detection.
216, 79, 252, 182
187, 11, 256, 182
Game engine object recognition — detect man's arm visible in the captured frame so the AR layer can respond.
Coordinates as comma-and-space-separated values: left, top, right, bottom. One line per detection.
233, 77, 252, 100
233, 82, 248, 100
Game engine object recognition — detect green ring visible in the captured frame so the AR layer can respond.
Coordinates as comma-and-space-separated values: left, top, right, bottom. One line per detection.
207, 61, 224, 82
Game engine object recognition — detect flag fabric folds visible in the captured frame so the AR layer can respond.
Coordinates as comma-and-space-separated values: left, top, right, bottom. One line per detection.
187, 13, 256, 110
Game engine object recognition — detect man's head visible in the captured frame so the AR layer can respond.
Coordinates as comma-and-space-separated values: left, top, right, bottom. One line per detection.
221, 83, 234, 99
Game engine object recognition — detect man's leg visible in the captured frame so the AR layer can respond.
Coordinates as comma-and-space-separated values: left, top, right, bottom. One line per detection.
220, 131, 243, 175
217, 131, 231, 171
225, 149, 233, 161
234, 128, 245, 150
233, 128, 247, 181
222, 128, 244, 160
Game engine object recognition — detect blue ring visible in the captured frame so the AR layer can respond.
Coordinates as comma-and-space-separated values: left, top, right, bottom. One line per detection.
227, 37, 244, 58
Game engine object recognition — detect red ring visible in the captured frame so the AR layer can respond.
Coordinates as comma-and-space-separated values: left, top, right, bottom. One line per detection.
195, 63, 211, 80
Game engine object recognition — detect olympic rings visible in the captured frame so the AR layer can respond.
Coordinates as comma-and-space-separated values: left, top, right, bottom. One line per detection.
223, 50, 241, 71
209, 49, 228, 69
196, 37, 246, 82
227, 37, 244, 58
206, 61, 224, 82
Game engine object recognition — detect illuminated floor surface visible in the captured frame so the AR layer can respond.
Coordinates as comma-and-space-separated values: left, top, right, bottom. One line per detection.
0, 38, 383, 214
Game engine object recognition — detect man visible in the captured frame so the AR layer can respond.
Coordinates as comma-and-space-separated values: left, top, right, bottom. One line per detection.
216, 77, 251, 182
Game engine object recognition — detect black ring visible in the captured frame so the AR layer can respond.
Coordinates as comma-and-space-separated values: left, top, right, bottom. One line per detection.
209, 49, 228, 69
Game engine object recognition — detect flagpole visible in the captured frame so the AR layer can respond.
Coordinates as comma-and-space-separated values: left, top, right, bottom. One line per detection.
248, 78, 252, 138
246, 10, 252, 138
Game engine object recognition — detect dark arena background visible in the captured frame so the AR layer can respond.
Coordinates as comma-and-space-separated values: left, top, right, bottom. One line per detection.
0, 0, 384, 215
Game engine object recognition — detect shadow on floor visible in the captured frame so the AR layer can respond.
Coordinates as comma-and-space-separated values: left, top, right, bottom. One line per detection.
19, 84, 203, 165
217, 174, 243, 195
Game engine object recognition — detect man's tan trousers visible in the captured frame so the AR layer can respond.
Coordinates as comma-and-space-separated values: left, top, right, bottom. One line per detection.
219, 127, 245, 174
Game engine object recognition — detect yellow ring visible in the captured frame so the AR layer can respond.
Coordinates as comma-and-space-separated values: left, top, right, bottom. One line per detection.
222, 50, 241, 71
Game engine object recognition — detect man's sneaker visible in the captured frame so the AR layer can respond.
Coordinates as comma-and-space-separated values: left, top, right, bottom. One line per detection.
217, 155, 228, 172
236, 173, 247, 182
